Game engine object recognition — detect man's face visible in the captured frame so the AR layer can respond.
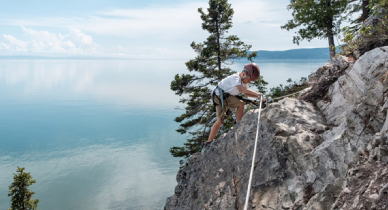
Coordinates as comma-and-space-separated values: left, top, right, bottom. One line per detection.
242, 73, 251, 84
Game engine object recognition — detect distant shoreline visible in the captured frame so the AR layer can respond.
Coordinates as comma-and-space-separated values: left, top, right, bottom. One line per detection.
0, 47, 336, 60
250, 47, 334, 59
0, 56, 189, 60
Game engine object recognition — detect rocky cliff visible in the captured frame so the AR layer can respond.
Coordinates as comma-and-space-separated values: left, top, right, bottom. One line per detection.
165, 46, 388, 210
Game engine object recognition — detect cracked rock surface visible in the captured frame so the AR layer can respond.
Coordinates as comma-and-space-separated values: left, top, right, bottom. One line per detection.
165, 47, 388, 210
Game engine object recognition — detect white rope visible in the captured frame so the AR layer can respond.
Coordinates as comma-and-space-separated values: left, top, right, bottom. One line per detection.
268, 87, 308, 102
243, 95, 264, 210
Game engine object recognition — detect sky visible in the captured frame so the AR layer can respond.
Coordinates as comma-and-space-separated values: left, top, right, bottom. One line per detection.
0, 0, 335, 59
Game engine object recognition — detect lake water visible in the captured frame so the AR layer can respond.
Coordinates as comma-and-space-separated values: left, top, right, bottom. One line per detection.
0, 58, 327, 210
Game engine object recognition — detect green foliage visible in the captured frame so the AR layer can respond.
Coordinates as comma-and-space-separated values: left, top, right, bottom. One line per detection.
269, 77, 308, 100
251, 76, 268, 94
170, 0, 266, 159
281, 0, 348, 58
8, 167, 39, 210
342, 0, 370, 27
341, 0, 388, 55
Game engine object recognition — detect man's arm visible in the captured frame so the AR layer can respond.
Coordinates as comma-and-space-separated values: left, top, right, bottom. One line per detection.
236, 85, 263, 98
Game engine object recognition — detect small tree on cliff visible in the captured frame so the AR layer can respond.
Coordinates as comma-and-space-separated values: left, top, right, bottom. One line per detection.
344, 0, 371, 25
8, 167, 39, 210
341, 0, 388, 55
170, 0, 264, 158
281, 0, 348, 59
341, 0, 371, 38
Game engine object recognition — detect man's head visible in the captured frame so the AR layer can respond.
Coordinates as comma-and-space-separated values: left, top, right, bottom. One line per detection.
241, 63, 260, 84
240, 72, 252, 84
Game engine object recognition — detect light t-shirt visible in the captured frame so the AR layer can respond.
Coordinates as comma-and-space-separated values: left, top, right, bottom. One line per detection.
214, 73, 248, 96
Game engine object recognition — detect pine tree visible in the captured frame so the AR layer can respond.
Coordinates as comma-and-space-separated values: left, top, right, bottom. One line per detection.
341, 0, 388, 55
281, 0, 348, 59
343, 0, 371, 31
8, 167, 39, 210
170, 0, 264, 159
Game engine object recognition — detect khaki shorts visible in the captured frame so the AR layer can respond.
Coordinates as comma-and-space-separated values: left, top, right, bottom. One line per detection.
213, 95, 243, 118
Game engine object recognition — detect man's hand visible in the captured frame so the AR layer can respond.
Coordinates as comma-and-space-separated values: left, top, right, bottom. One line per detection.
236, 85, 261, 98
258, 94, 267, 102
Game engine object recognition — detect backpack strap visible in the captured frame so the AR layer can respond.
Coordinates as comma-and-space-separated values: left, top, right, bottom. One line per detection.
212, 86, 230, 119
217, 86, 224, 110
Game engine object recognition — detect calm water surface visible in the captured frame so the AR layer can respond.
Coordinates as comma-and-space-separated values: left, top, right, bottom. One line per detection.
0, 59, 327, 210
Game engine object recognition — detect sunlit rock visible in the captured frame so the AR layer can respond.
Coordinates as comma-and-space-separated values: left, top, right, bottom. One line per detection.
165, 46, 388, 210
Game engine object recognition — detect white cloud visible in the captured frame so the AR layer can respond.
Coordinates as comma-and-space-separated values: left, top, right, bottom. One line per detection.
0, 27, 99, 55
0, 2, 207, 39
0, 42, 7, 50
69, 28, 94, 45
116, 45, 126, 52
0, 2, 207, 58
0, 0, 330, 57
2, 34, 29, 52
87, 3, 207, 37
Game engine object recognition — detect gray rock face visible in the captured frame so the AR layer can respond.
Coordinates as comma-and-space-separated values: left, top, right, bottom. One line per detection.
165, 47, 388, 210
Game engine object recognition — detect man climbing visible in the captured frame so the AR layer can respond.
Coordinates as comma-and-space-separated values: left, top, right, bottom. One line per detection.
205, 63, 264, 146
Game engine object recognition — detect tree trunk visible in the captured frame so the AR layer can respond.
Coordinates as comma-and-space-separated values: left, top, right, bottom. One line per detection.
215, 15, 222, 74
361, 0, 370, 22
327, 0, 335, 59
328, 33, 335, 59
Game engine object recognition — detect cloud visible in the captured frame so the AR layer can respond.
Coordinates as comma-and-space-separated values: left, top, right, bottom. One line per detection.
2, 34, 29, 52
0, 2, 207, 39
73, 3, 208, 40
0, 27, 99, 54
69, 28, 94, 45
116, 45, 126, 52
228, 0, 329, 50
0, 0, 329, 57
0, 2, 208, 57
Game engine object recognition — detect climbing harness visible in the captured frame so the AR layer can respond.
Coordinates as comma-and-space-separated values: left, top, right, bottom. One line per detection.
212, 86, 267, 125
216, 86, 226, 115
243, 95, 264, 210
212, 86, 231, 121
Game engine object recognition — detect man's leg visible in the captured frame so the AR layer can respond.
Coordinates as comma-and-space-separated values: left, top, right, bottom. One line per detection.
236, 101, 245, 122
207, 116, 222, 142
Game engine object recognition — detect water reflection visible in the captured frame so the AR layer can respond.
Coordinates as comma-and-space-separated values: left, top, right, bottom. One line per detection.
0, 143, 177, 210
0, 59, 185, 210
0, 60, 182, 108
